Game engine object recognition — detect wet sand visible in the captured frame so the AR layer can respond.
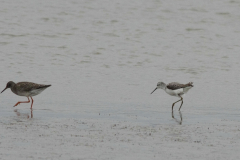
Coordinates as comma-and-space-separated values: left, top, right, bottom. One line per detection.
0, 109, 240, 160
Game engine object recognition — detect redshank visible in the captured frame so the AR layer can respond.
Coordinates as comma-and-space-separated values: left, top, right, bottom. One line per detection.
1, 81, 51, 109
151, 82, 193, 111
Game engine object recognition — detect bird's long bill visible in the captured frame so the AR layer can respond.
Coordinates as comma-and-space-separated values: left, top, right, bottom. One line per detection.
1, 87, 7, 93
151, 87, 157, 94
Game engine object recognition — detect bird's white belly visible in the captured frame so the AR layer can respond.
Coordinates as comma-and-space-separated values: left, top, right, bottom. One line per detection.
165, 88, 183, 97
17, 88, 46, 97
29, 88, 46, 96
16, 91, 31, 97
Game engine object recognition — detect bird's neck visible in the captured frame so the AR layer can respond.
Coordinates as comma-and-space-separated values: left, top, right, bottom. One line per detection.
161, 83, 167, 90
10, 84, 17, 95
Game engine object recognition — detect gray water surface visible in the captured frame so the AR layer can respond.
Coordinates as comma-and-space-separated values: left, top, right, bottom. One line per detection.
0, 0, 240, 125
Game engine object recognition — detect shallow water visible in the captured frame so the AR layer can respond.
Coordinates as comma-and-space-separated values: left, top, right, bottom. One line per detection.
0, 0, 240, 159
0, 0, 240, 122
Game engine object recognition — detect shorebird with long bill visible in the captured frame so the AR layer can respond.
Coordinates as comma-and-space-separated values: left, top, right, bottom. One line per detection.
1, 81, 51, 109
151, 81, 193, 111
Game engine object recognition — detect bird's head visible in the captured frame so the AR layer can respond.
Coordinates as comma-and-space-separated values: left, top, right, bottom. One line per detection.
151, 82, 166, 94
1, 81, 15, 93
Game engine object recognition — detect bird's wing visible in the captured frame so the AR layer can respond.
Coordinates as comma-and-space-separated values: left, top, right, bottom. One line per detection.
167, 82, 193, 90
16, 82, 50, 92
166, 82, 184, 90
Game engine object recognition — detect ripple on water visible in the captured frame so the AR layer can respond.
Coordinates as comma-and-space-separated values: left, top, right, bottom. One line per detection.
0, 33, 29, 37
185, 28, 204, 32
103, 33, 120, 37
92, 51, 102, 55
0, 42, 10, 45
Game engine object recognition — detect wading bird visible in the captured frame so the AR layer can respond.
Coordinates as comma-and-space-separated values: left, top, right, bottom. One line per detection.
1, 81, 51, 109
151, 82, 193, 111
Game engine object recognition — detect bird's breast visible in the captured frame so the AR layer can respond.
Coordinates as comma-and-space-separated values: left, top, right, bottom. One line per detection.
165, 88, 183, 97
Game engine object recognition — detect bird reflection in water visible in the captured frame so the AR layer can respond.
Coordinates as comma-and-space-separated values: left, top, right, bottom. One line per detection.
14, 109, 33, 118
172, 111, 182, 125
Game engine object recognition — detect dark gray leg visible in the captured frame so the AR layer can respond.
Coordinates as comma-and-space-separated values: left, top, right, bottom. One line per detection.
172, 98, 182, 111
179, 111, 182, 125
172, 110, 183, 125
178, 95, 183, 111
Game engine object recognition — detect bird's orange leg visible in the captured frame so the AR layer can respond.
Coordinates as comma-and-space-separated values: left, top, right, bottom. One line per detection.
13, 97, 30, 107
30, 97, 34, 109
30, 108, 33, 118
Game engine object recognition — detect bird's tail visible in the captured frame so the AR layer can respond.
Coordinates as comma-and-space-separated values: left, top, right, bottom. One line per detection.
37, 85, 51, 89
187, 82, 193, 87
